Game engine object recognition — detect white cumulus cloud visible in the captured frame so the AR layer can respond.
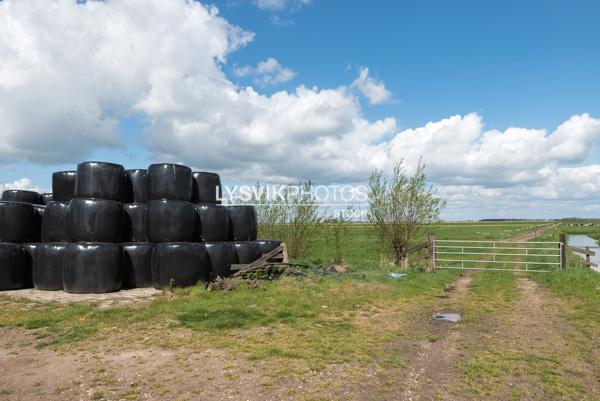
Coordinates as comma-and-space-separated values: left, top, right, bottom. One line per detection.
234, 58, 296, 85
254, 0, 312, 11
351, 67, 394, 105
1, 0, 600, 218
0, 178, 47, 194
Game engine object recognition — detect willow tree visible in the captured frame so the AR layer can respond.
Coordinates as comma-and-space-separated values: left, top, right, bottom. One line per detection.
368, 160, 445, 267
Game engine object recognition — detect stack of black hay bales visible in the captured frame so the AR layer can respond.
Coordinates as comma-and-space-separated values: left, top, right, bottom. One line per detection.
0, 161, 282, 293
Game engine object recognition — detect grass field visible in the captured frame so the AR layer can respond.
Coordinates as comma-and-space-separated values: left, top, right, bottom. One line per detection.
0, 221, 598, 400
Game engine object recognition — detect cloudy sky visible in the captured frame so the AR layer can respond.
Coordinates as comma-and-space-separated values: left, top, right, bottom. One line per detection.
1, 0, 599, 220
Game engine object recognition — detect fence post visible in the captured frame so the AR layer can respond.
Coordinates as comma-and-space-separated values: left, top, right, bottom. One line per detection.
427, 234, 436, 271
585, 246, 591, 267
559, 233, 567, 269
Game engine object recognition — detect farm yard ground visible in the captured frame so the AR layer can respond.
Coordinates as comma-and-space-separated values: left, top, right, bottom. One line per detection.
0, 222, 598, 401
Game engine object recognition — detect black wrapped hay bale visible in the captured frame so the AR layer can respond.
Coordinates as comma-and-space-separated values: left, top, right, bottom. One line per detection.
205, 242, 237, 279
41, 201, 70, 242
69, 198, 123, 242
227, 205, 257, 241
40, 193, 53, 205
234, 241, 263, 264
21, 243, 35, 288
194, 204, 229, 241
33, 243, 66, 291
257, 240, 282, 254
122, 243, 153, 288
0, 201, 35, 243
123, 203, 147, 242
63, 243, 122, 293
146, 200, 196, 242
0, 243, 26, 290
151, 242, 209, 289
192, 171, 222, 204
75, 161, 126, 201
146, 163, 193, 201
2, 189, 42, 204
31, 204, 45, 242
52, 171, 76, 202
125, 169, 147, 203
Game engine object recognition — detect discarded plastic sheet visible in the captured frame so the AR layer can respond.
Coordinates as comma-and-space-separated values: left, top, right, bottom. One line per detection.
385, 272, 407, 278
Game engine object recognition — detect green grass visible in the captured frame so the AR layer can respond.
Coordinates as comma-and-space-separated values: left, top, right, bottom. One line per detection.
307, 221, 550, 262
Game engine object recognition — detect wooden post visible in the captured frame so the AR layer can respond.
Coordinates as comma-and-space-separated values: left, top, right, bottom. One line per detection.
559, 233, 567, 269
585, 246, 591, 267
427, 234, 436, 272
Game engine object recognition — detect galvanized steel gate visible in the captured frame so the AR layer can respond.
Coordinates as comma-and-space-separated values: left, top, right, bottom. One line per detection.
433, 239, 563, 272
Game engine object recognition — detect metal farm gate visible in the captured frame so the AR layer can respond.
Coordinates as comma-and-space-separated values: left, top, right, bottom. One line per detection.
433, 239, 563, 272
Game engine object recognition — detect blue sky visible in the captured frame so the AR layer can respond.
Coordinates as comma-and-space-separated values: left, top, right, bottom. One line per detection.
1, 0, 599, 219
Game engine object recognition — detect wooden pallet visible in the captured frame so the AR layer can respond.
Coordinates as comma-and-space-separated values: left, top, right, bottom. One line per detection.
230, 243, 289, 274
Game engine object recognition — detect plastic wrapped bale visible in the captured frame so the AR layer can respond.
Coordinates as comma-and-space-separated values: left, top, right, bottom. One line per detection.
257, 240, 282, 254
125, 169, 147, 203
2, 189, 42, 204
0, 243, 26, 290
0, 201, 35, 243
146, 200, 196, 242
63, 243, 122, 293
146, 163, 193, 201
40, 193, 53, 205
122, 243, 153, 288
74, 161, 126, 201
234, 241, 263, 264
21, 243, 36, 288
205, 242, 237, 280
194, 204, 229, 241
227, 205, 258, 241
41, 201, 70, 242
32, 243, 66, 291
31, 204, 45, 242
151, 242, 210, 289
123, 203, 147, 242
192, 172, 222, 204
68, 199, 123, 242
52, 171, 77, 202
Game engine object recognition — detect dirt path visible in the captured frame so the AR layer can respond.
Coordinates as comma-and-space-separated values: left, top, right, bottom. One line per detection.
389, 223, 574, 401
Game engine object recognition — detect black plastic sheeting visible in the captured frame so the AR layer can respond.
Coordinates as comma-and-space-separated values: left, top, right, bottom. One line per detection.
194, 204, 229, 241
41, 201, 70, 242
2, 189, 42, 204
123, 203, 147, 242
257, 240, 282, 254
122, 243, 153, 288
0, 243, 26, 290
151, 242, 210, 289
40, 193, 53, 205
75, 161, 126, 201
146, 200, 196, 242
234, 241, 263, 264
125, 169, 147, 203
32, 243, 66, 291
146, 163, 193, 201
205, 242, 237, 279
52, 171, 77, 202
69, 199, 123, 242
31, 205, 45, 242
63, 243, 122, 293
227, 205, 258, 241
0, 201, 35, 243
192, 172, 222, 204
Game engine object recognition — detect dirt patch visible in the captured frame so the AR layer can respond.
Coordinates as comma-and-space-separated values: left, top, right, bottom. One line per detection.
0, 288, 162, 308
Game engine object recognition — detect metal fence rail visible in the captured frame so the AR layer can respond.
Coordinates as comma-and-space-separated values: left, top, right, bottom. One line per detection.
433, 239, 562, 272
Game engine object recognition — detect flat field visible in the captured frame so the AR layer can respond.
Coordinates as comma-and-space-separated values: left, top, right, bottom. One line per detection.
0, 221, 598, 401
